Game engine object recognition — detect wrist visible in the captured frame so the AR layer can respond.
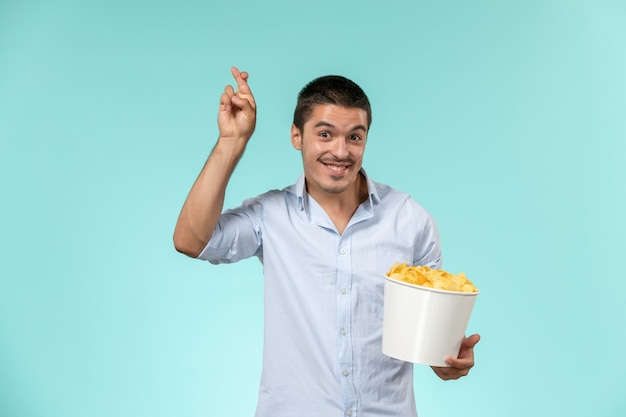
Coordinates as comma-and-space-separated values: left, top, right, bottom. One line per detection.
212, 137, 247, 163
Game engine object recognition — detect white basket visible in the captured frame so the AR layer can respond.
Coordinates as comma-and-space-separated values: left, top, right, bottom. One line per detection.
382, 276, 479, 367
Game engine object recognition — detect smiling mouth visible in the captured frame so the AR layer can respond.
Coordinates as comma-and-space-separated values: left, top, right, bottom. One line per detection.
323, 162, 349, 175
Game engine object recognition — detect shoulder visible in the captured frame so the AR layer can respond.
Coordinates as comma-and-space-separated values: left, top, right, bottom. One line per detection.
231, 185, 296, 215
370, 179, 438, 236
251, 184, 298, 204
373, 180, 431, 214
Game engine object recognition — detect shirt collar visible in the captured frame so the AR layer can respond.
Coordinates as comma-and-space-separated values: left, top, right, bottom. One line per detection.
295, 168, 381, 212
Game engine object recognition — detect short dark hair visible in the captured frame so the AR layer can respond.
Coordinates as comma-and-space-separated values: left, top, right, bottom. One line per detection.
293, 75, 372, 132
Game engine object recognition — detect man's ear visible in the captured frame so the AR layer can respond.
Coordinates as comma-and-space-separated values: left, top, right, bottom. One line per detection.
291, 124, 302, 150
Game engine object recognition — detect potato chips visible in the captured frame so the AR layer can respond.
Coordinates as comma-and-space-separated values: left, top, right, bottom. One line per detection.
386, 262, 477, 293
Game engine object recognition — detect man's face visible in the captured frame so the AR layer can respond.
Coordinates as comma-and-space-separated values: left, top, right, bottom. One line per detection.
291, 104, 368, 200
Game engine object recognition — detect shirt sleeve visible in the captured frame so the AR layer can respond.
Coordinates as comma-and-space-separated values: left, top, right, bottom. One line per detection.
411, 203, 442, 269
196, 199, 263, 264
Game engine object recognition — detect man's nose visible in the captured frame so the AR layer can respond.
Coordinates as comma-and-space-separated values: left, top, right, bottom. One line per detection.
331, 138, 349, 159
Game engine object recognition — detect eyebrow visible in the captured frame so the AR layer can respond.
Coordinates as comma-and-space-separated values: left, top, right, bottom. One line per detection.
314, 121, 368, 132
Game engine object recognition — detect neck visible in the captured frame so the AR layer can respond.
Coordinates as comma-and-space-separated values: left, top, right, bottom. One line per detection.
307, 173, 369, 234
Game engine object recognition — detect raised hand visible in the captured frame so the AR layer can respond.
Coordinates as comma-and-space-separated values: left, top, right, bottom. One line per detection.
218, 67, 257, 143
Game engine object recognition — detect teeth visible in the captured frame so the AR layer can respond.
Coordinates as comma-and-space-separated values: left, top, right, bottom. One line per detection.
327, 164, 346, 172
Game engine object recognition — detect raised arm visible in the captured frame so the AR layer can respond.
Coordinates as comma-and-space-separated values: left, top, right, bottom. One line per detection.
173, 67, 257, 257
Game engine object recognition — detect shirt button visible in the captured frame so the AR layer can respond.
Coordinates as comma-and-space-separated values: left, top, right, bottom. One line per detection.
343, 370, 349, 377
340, 328, 347, 336
340, 288, 346, 295
340, 248, 346, 254
346, 410, 353, 416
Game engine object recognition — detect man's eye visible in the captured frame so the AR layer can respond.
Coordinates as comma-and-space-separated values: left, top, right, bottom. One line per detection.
319, 131, 330, 138
350, 134, 361, 141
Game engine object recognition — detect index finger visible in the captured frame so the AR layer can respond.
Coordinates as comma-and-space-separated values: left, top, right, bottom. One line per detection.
444, 354, 473, 369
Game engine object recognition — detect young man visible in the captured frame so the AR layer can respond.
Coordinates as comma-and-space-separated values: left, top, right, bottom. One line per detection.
173, 67, 480, 417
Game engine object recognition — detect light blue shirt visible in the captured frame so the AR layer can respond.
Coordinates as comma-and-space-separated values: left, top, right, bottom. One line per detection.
198, 169, 441, 417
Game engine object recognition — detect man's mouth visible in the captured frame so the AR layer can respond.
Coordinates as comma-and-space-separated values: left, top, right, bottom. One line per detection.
323, 162, 350, 174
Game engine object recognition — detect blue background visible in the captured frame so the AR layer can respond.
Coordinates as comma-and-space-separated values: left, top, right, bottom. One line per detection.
1, 0, 625, 416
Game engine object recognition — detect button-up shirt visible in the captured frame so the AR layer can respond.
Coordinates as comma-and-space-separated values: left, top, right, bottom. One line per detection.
198, 169, 442, 417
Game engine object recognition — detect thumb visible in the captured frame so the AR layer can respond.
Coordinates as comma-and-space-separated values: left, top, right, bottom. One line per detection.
465, 334, 481, 348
